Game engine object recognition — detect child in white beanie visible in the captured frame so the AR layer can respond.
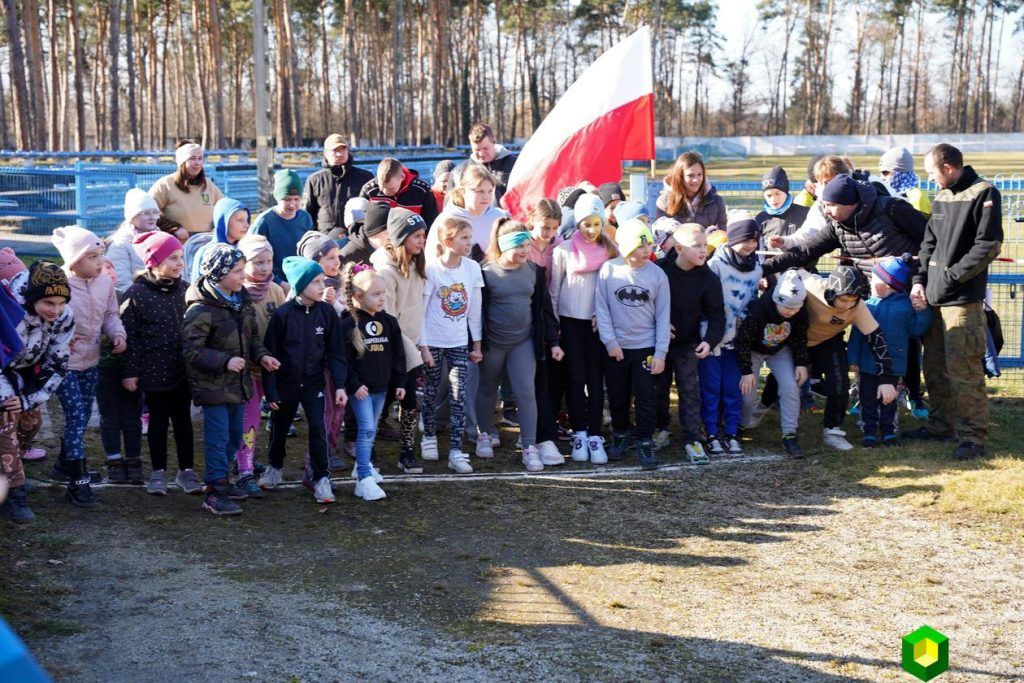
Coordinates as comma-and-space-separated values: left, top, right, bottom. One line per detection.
105, 188, 162, 289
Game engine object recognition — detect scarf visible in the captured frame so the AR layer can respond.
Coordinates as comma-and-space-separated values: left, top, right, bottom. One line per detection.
567, 230, 610, 275
763, 194, 793, 216
243, 270, 273, 304
885, 170, 919, 197
724, 244, 759, 273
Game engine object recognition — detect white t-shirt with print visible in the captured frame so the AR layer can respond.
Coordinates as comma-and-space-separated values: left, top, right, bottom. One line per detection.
420, 256, 485, 348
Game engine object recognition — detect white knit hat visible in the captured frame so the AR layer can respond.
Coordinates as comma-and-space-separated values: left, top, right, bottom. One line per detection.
52, 226, 104, 269
124, 188, 159, 222
772, 269, 807, 309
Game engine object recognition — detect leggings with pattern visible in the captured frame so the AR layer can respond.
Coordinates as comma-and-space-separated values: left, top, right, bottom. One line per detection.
56, 367, 99, 462
421, 347, 469, 451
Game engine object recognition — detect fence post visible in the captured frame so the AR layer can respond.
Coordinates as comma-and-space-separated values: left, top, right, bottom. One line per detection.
74, 160, 86, 228
630, 173, 657, 217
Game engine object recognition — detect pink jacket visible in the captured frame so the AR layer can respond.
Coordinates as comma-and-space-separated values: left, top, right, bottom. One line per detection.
66, 272, 126, 371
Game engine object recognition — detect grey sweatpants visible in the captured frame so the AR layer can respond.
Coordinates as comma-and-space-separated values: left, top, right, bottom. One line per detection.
742, 346, 800, 434
476, 338, 537, 447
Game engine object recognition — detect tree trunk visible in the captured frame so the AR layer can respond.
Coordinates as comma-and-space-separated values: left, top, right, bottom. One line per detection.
47, 0, 61, 149
125, 0, 140, 149
2, 0, 33, 148
22, 0, 48, 148
106, 0, 121, 149
205, 0, 225, 147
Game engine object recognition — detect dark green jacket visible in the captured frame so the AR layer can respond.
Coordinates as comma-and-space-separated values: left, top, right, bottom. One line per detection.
182, 279, 269, 405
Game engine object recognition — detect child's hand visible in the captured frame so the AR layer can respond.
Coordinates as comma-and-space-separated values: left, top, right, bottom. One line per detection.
694, 342, 711, 359
469, 349, 484, 364
260, 355, 281, 372
669, 324, 676, 340
112, 337, 127, 354
322, 287, 336, 305
550, 345, 565, 361
910, 283, 928, 311
739, 373, 756, 395
420, 348, 435, 367
650, 357, 665, 375
268, 401, 280, 410
608, 347, 624, 361
590, 316, 598, 332
334, 389, 347, 408
849, 364, 859, 375
226, 357, 246, 372
355, 385, 369, 400
877, 383, 898, 405
767, 235, 786, 249
70, 337, 82, 353
122, 377, 139, 392
1, 397, 21, 425
395, 388, 406, 401
795, 366, 808, 386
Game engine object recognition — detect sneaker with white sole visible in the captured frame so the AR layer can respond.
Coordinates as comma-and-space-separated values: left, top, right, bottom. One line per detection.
447, 449, 473, 474
571, 431, 589, 462
420, 435, 439, 461
476, 432, 494, 458
652, 429, 671, 451
174, 469, 203, 494
822, 427, 854, 451
744, 402, 772, 429
588, 436, 608, 465
706, 436, 725, 455
354, 475, 387, 501
537, 441, 565, 466
314, 476, 336, 503
351, 464, 383, 483
725, 436, 743, 455
258, 465, 283, 490
522, 445, 543, 472
490, 431, 501, 448
685, 441, 709, 464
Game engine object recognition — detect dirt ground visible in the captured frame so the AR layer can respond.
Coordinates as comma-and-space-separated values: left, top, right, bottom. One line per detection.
3, 394, 1024, 682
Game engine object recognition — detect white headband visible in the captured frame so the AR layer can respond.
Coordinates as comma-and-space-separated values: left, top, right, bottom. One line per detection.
175, 143, 203, 167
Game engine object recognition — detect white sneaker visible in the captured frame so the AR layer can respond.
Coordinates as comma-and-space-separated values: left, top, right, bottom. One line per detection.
602, 409, 612, 427
522, 445, 543, 472
706, 436, 725, 455
726, 436, 743, 454
354, 475, 386, 501
537, 441, 565, 466
744, 402, 772, 429
314, 476, 335, 503
652, 429, 671, 450
420, 435, 439, 461
350, 463, 383, 483
823, 427, 854, 451
258, 465, 283, 490
490, 431, 501, 448
447, 449, 473, 474
588, 436, 608, 465
571, 431, 589, 462
476, 432, 494, 458
685, 441, 709, 464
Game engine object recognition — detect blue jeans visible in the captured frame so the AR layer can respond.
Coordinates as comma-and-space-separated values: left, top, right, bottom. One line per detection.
56, 367, 100, 462
202, 403, 244, 485
351, 392, 386, 480
699, 349, 743, 438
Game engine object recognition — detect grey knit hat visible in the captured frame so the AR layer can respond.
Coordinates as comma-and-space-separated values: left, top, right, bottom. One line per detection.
878, 147, 914, 173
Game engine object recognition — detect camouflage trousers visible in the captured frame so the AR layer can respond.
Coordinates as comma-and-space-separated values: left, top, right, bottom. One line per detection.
921, 302, 989, 444
0, 407, 42, 488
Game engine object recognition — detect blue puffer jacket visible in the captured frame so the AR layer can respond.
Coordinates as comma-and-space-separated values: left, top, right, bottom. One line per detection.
188, 197, 249, 282
848, 292, 932, 377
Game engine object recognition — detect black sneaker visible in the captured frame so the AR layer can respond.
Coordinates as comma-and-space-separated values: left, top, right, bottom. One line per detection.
105, 459, 128, 484
201, 487, 242, 516
0, 485, 35, 523
398, 447, 423, 474
781, 434, 804, 459
66, 477, 99, 508
637, 440, 659, 470
328, 453, 346, 470
902, 426, 955, 442
861, 435, 878, 448
557, 425, 573, 442
224, 481, 249, 500
607, 433, 630, 462
953, 441, 985, 461
882, 434, 900, 448
124, 457, 145, 484
501, 403, 519, 427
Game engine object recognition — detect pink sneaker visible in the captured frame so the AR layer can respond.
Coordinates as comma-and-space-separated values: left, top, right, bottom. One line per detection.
21, 447, 47, 461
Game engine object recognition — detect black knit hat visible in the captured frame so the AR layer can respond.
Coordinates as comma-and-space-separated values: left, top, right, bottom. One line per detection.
821, 174, 860, 205
726, 219, 760, 247
824, 265, 869, 305
387, 208, 427, 247
362, 202, 391, 237
761, 166, 790, 194
562, 188, 586, 209
23, 261, 70, 306
597, 182, 625, 206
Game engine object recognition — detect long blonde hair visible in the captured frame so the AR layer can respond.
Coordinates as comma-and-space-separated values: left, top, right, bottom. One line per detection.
433, 216, 472, 260
449, 164, 497, 209
341, 262, 383, 357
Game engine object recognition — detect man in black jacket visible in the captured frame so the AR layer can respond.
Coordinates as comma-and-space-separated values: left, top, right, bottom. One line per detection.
906, 144, 1002, 460
302, 134, 374, 235
468, 123, 517, 204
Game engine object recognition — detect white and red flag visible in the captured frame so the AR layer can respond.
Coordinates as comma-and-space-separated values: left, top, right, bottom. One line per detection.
502, 26, 655, 219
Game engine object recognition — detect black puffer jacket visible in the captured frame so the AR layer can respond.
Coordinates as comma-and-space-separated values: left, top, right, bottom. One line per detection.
262, 298, 347, 404
764, 181, 927, 276
302, 158, 375, 234
338, 230, 376, 268
120, 273, 189, 391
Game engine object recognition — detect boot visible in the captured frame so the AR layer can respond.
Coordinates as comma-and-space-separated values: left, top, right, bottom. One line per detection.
52, 440, 101, 484
106, 458, 128, 484
65, 460, 99, 508
0, 485, 35, 523
124, 457, 145, 485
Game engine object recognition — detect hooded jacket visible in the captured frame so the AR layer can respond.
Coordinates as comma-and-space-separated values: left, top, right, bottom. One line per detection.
471, 144, 518, 203
360, 166, 439, 227
655, 180, 728, 230
105, 223, 149, 288
189, 197, 249, 283
338, 229, 377, 269
302, 157, 374, 234
848, 293, 932, 377
181, 278, 268, 405
370, 248, 426, 371
0, 269, 76, 411
65, 270, 126, 372
261, 297, 347, 404
656, 255, 726, 351
120, 273, 189, 391
912, 166, 1002, 307
764, 181, 927, 276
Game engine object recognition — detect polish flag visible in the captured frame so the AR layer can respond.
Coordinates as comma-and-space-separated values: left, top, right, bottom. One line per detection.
502, 26, 654, 219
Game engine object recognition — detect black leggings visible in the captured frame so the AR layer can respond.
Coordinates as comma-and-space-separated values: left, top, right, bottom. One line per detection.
559, 316, 605, 434
808, 335, 849, 429
534, 357, 563, 444
146, 381, 194, 471
905, 336, 923, 402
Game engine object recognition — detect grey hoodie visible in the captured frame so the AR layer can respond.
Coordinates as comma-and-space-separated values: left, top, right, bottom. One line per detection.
594, 258, 671, 359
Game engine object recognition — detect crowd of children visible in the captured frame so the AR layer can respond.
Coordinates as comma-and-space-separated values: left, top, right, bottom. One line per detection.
0, 137, 1002, 523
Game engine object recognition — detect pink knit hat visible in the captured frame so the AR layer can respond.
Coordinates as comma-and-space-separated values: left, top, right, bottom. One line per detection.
133, 230, 182, 269
52, 226, 103, 269
0, 247, 26, 283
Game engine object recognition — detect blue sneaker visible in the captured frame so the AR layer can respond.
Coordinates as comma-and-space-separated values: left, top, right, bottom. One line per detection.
861, 434, 878, 448
910, 400, 929, 420
236, 474, 265, 499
